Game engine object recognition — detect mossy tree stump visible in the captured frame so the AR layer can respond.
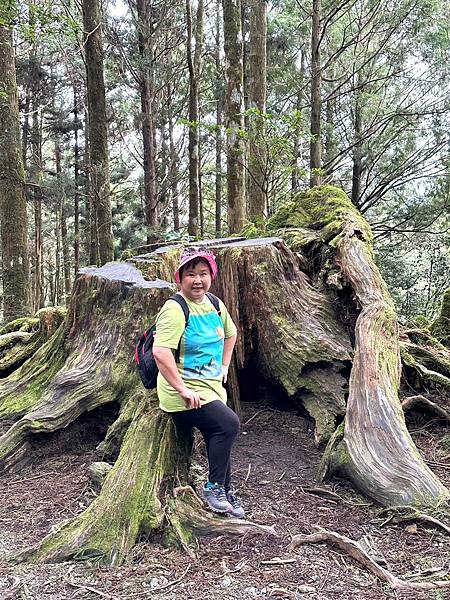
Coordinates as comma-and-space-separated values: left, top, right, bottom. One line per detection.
0, 186, 448, 564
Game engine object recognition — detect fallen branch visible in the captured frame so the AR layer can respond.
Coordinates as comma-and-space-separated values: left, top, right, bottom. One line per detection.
289, 526, 450, 591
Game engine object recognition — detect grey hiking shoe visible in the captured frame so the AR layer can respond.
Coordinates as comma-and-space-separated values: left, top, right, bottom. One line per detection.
202, 484, 233, 513
226, 491, 245, 519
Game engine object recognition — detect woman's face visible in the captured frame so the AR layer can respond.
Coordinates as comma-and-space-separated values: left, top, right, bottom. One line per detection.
180, 260, 212, 301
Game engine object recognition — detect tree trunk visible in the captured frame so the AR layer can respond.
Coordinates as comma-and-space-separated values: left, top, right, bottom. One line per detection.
1, 187, 448, 564
0, 260, 272, 563
324, 67, 336, 179
248, 0, 267, 221
158, 108, 169, 230
292, 50, 306, 194
136, 0, 158, 232
167, 84, 179, 231
82, 0, 114, 265
223, 0, 246, 233
55, 141, 72, 302
30, 74, 45, 313
431, 288, 450, 347
310, 0, 322, 187
73, 83, 81, 276
0, 23, 31, 321
215, 0, 223, 237
54, 199, 62, 306
351, 89, 363, 208
186, 0, 204, 236
266, 185, 449, 507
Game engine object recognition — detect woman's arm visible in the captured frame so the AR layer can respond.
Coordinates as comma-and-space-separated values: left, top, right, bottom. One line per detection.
221, 333, 237, 383
153, 346, 204, 409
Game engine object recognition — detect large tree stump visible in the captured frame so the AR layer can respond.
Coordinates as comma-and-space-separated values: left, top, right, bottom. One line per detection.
264, 185, 449, 506
0, 186, 448, 564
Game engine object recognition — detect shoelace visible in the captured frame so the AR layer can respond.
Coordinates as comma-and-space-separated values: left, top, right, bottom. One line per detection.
212, 487, 228, 502
226, 493, 240, 508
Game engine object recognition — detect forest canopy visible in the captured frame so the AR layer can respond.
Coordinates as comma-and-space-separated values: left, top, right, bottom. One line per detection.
0, 0, 448, 322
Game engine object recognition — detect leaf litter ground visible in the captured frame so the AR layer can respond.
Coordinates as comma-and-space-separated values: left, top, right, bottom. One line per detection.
0, 401, 449, 600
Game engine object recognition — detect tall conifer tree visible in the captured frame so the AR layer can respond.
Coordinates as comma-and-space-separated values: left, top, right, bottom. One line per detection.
0, 16, 31, 320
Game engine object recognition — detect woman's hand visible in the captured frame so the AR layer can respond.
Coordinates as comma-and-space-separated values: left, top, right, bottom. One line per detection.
179, 387, 204, 409
222, 364, 229, 384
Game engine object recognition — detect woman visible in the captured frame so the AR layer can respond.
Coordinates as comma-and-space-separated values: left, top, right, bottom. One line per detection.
152, 247, 245, 518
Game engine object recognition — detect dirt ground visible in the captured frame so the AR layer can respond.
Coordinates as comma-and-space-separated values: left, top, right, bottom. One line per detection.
0, 400, 449, 600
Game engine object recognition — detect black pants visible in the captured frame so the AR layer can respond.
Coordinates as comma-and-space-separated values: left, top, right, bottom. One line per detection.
171, 400, 240, 491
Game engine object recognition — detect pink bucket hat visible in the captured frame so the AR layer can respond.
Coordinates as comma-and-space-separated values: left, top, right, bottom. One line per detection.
174, 247, 218, 284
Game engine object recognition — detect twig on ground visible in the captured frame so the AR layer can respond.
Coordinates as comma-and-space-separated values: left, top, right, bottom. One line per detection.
387, 512, 450, 536
301, 486, 342, 502
244, 463, 252, 483
147, 564, 190, 592
268, 587, 298, 598
261, 557, 297, 566
289, 526, 450, 591
67, 580, 112, 598
6, 473, 53, 486
243, 410, 265, 425
214, 557, 249, 578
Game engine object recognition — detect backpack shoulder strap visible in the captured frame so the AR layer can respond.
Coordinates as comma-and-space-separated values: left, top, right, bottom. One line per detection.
168, 294, 190, 326
205, 292, 221, 316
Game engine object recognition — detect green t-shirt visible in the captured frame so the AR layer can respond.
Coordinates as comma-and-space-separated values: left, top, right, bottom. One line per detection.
154, 293, 237, 412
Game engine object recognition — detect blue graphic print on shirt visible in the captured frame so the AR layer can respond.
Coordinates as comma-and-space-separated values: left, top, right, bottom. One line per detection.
182, 311, 224, 379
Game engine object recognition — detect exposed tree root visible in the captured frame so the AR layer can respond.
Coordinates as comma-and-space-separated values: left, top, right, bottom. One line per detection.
289, 526, 450, 591
402, 394, 450, 421
378, 506, 450, 536
400, 328, 450, 392
166, 485, 277, 556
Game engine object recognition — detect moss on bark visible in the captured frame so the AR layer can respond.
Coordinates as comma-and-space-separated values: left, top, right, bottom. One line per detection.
431, 288, 450, 347
0, 307, 66, 378
14, 396, 188, 564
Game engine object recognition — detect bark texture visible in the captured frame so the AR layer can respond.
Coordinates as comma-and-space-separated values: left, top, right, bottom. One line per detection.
136, 0, 158, 230
0, 24, 31, 321
83, 0, 114, 265
248, 0, 267, 221
223, 0, 246, 233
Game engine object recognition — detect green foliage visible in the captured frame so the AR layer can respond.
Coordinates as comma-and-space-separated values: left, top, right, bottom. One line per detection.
9, 0, 450, 325
239, 219, 266, 239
